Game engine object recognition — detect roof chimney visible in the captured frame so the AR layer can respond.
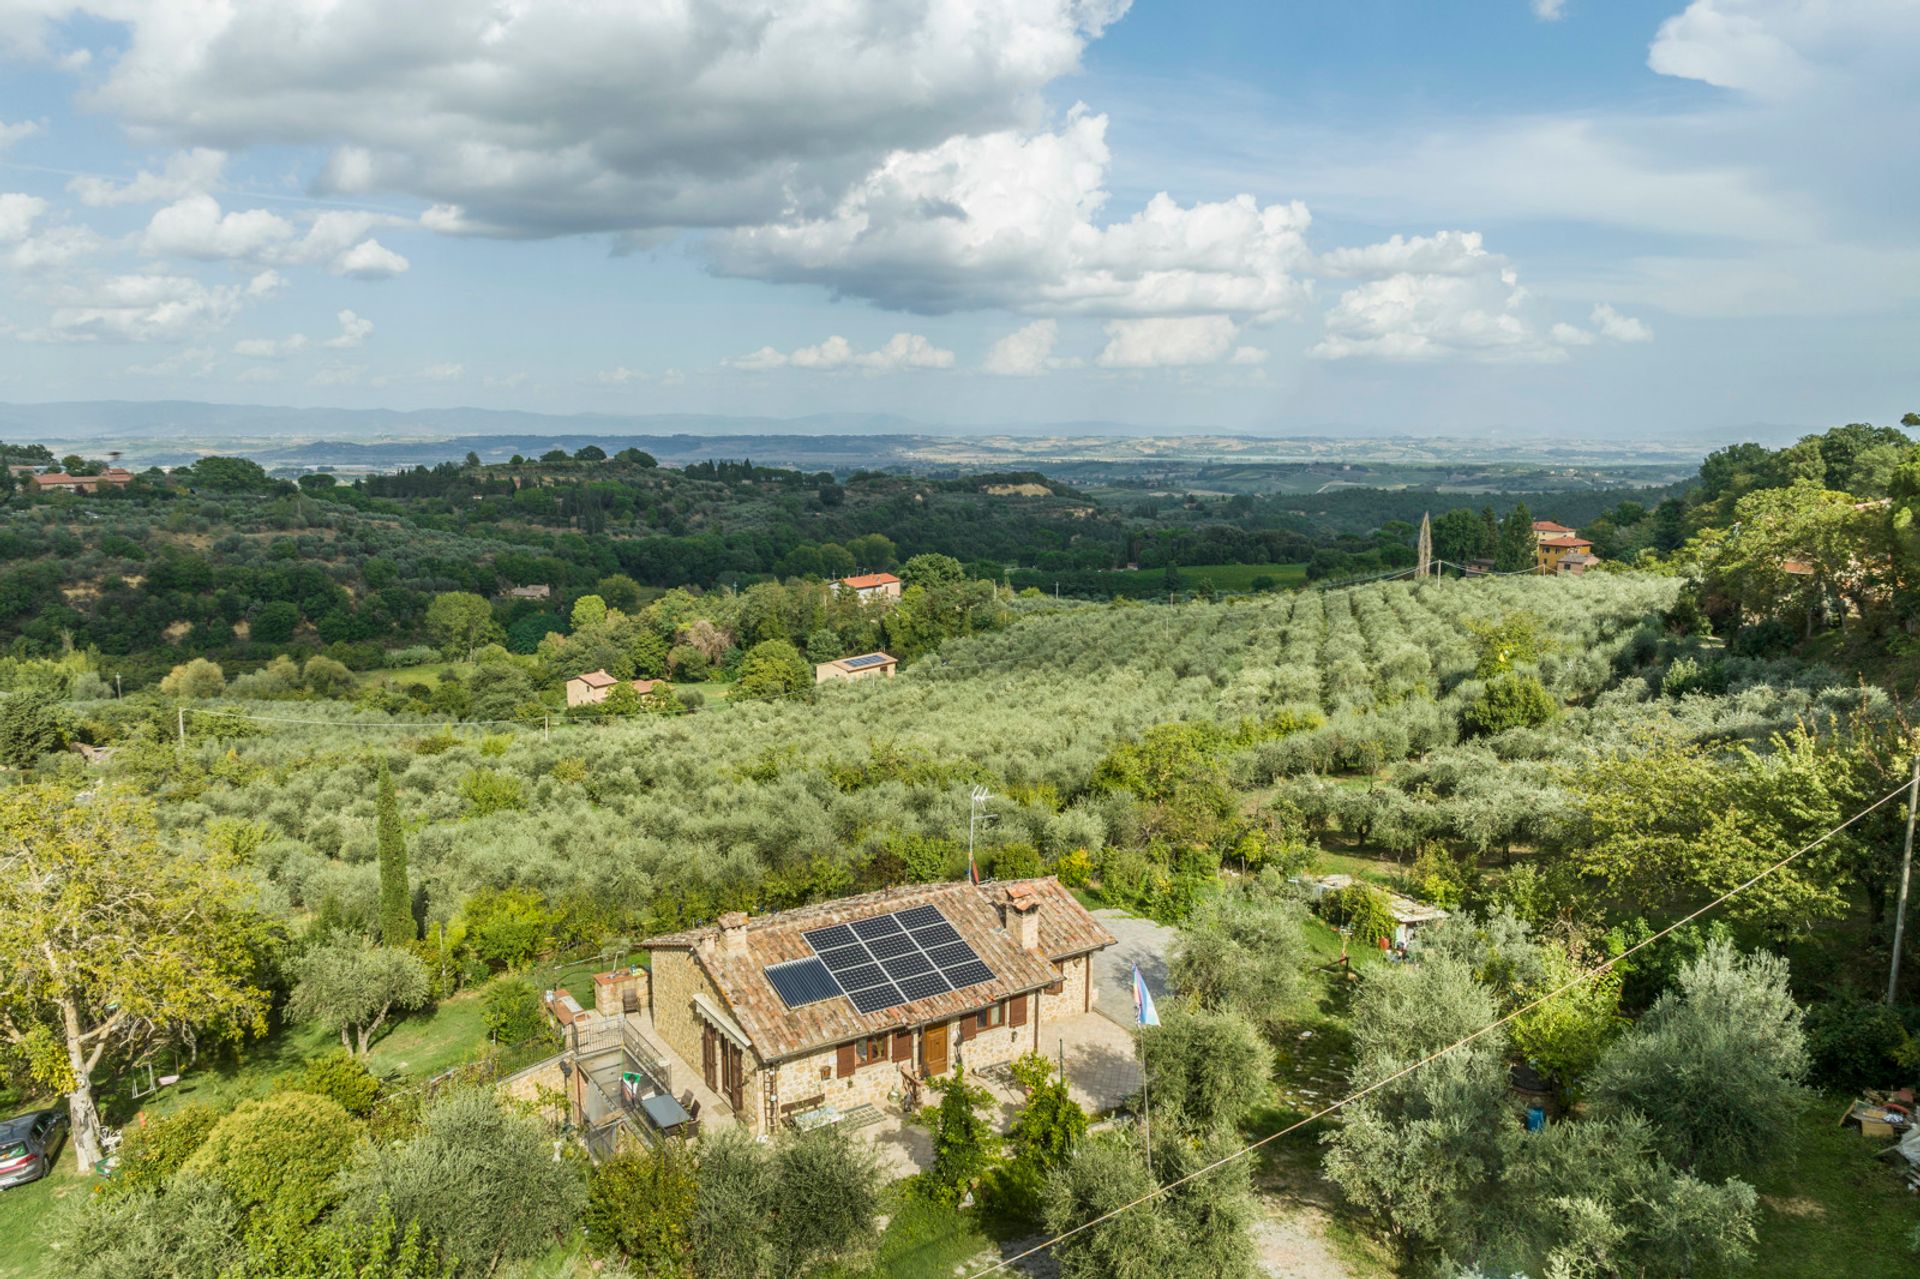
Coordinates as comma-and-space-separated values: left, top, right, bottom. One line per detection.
717, 911, 750, 958
999, 885, 1041, 953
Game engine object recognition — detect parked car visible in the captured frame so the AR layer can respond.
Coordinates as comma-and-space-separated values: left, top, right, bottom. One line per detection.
0, 1109, 68, 1189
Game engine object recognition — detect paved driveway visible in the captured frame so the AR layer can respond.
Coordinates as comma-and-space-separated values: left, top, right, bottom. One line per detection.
1089, 908, 1178, 1029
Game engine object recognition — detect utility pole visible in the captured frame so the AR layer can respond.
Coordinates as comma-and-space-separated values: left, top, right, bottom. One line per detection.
176, 706, 186, 757
1889, 755, 1919, 1005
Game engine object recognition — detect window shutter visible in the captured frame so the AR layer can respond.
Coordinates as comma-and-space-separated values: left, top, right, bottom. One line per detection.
1008, 993, 1028, 1028
959, 1015, 978, 1043
891, 1028, 912, 1062
836, 1043, 856, 1078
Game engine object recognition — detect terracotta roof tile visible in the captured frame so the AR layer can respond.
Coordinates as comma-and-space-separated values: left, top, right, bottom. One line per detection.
837, 573, 901, 589
643, 877, 1114, 1062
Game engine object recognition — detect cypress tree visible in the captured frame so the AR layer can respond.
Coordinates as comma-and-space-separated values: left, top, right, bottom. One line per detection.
376, 761, 413, 945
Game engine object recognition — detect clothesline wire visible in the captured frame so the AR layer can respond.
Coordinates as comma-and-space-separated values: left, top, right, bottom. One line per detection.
962, 777, 1914, 1277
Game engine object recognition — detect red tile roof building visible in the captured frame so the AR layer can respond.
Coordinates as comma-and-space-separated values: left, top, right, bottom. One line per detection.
642, 877, 1114, 1134
28, 468, 133, 493
834, 571, 903, 602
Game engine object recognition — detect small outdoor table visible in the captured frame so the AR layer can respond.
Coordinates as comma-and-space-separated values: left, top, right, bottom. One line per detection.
790, 1104, 842, 1131
640, 1092, 693, 1132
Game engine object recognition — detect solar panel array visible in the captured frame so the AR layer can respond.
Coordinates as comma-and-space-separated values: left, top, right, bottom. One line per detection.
759, 903, 996, 1014
763, 957, 840, 1008
842, 654, 890, 669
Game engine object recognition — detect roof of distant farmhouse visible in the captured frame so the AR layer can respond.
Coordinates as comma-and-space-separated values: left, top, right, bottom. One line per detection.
837, 572, 901, 589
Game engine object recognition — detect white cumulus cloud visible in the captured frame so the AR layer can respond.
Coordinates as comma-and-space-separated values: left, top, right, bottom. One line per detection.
69, 148, 227, 207
983, 319, 1080, 375
1095, 315, 1241, 368
35, 269, 283, 343
0, 120, 39, 151
325, 309, 373, 349
331, 238, 408, 279
138, 195, 410, 278
0, 193, 46, 243
725, 332, 955, 373
1532, 0, 1568, 20
1589, 302, 1653, 342
32, 1, 1127, 239
716, 107, 1314, 320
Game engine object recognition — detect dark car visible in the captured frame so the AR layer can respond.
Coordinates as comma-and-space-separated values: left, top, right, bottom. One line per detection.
0, 1109, 68, 1190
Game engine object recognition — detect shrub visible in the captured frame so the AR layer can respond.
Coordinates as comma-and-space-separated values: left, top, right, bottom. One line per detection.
480, 974, 546, 1044
584, 1140, 697, 1272
337, 1088, 583, 1278
458, 767, 525, 816
461, 887, 553, 970
1804, 996, 1917, 1092
1462, 673, 1557, 737
180, 1091, 358, 1224
1053, 847, 1094, 889
273, 1049, 382, 1116
1317, 883, 1396, 944
0, 691, 69, 768
160, 657, 227, 699
110, 1104, 221, 1193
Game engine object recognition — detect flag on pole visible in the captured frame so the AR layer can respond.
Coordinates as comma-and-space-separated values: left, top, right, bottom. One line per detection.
1131, 963, 1159, 1027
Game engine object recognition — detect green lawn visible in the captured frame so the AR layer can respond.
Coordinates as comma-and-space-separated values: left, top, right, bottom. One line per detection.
1747, 1100, 1920, 1279
0, 1151, 88, 1279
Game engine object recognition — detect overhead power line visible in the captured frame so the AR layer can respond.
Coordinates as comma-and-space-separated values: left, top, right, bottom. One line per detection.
964, 778, 1916, 1277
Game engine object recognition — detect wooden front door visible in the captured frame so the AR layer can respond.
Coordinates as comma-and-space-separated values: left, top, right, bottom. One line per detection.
702, 1024, 718, 1093
922, 1021, 949, 1076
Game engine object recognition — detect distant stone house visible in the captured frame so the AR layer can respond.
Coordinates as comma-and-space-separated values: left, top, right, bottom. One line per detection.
503, 584, 552, 601
565, 668, 664, 707
814, 652, 898, 685
640, 878, 1115, 1138
29, 468, 133, 494
835, 572, 902, 602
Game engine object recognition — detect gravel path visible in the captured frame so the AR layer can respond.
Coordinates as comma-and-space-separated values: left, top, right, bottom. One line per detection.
1089, 908, 1178, 1028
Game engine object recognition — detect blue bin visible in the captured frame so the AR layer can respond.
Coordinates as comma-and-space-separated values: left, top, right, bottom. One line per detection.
1525, 1105, 1546, 1133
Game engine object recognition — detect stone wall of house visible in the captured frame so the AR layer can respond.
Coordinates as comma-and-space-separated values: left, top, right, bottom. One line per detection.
649, 951, 716, 1071
757, 995, 1043, 1134
649, 948, 773, 1131
499, 1055, 568, 1124
1038, 953, 1092, 1024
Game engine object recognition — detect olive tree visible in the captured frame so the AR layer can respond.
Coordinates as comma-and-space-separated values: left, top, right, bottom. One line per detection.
1587, 940, 1807, 1179
288, 935, 431, 1056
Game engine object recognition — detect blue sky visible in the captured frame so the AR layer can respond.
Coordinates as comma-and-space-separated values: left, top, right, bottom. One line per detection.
0, 1, 1914, 439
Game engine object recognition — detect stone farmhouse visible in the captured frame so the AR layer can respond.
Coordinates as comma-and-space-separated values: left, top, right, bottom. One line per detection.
565, 668, 665, 707
814, 651, 898, 684
561, 878, 1116, 1145
835, 571, 902, 602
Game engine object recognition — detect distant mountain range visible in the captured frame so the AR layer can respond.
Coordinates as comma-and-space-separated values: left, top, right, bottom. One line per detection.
0, 397, 1797, 476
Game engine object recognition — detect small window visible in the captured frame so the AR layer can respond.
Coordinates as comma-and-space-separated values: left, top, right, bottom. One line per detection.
976, 1002, 1005, 1031
854, 1034, 887, 1065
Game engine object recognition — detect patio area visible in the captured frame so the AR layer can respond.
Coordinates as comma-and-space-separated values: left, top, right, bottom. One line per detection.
573, 1010, 737, 1154
846, 1011, 1144, 1179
